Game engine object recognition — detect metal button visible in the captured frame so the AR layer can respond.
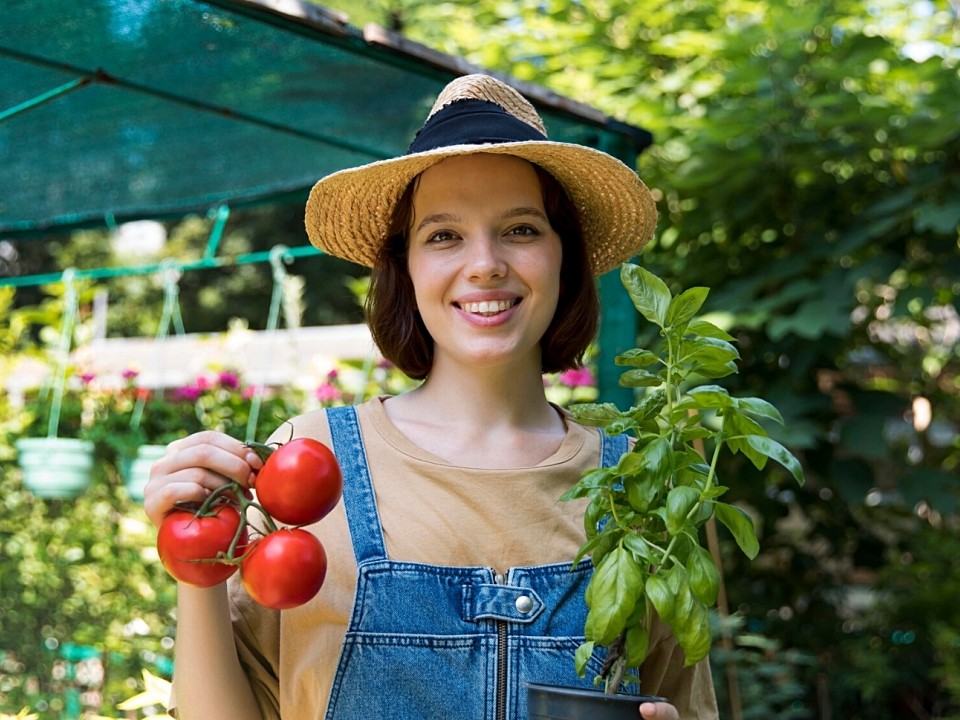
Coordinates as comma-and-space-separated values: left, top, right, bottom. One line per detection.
515, 595, 534, 614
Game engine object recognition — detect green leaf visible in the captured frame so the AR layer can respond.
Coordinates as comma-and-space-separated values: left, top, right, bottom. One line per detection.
677, 600, 712, 666
666, 286, 710, 330
687, 319, 735, 342
685, 385, 733, 409
574, 641, 595, 678
616, 348, 661, 368
631, 390, 667, 422
570, 402, 624, 427
625, 474, 659, 513
624, 622, 651, 667
682, 336, 740, 366
584, 546, 645, 646
619, 368, 664, 388
715, 502, 760, 559
621, 263, 672, 326
687, 545, 720, 605
645, 574, 675, 623
744, 435, 806, 486
735, 396, 784, 425
666, 486, 701, 535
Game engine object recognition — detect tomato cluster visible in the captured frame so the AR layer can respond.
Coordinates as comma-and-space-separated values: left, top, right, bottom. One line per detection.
156, 437, 343, 610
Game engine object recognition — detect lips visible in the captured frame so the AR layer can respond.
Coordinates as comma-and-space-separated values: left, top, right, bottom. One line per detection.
456, 298, 519, 317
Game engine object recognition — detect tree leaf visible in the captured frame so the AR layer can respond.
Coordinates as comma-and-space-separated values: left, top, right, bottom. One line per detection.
744, 435, 806, 486
666, 286, 710, 330
715, 502, 760, 559
682, 336, 740, 366
621, 263, 672, 326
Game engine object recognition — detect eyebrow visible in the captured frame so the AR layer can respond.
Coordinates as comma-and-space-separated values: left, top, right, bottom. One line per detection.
414, 207, 549, 233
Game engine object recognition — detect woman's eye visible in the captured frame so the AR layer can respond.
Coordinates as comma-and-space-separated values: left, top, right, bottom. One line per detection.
426, 230, 458, 244
508, 224, 539, 237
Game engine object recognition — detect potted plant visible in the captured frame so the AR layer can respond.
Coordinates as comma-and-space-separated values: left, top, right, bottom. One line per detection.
15, 369, 98, 499
527, 264, 805, 719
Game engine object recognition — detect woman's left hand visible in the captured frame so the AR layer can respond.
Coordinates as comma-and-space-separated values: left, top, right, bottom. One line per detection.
639, 701, 680, 719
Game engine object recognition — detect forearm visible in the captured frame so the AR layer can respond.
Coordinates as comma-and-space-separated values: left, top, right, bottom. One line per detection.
172, 584, 264, 720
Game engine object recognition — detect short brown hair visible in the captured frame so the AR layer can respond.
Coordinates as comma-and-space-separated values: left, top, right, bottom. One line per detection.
366, 162, 599, 380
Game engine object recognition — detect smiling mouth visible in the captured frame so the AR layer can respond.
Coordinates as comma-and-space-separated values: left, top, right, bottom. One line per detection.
456, 299, 519, 317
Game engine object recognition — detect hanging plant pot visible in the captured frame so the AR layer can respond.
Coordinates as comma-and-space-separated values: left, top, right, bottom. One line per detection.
527, 683, 666, 720
15, 437, 96, 499
123, 444, 167, 502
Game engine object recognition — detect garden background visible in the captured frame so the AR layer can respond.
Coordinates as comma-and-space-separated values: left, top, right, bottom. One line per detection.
1, 0, 958, 718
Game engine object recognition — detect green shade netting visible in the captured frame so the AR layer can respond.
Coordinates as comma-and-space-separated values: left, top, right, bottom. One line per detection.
0, 0, 651, 238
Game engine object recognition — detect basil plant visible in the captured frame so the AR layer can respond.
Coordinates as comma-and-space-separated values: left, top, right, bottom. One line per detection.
564, 264, 805, 692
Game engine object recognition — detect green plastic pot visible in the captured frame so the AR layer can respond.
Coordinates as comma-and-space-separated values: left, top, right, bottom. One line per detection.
527, 682, 667, 720
15, 437, 96, 499
123, 444, 167, 502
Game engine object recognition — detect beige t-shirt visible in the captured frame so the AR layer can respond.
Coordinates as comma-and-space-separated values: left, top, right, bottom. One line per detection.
201, 398, 716, 719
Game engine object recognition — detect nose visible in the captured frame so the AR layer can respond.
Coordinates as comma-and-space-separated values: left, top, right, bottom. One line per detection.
464, 236, 507, 280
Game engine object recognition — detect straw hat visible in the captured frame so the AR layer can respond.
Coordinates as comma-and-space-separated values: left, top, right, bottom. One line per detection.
304, 74, 657, 275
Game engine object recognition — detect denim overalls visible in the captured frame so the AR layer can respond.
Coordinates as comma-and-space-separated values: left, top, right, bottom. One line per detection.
324, 405, 630, 720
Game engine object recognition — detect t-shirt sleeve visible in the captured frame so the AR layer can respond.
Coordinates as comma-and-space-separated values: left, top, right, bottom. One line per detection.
228, 576, 283, 720
640, 616, 720, 720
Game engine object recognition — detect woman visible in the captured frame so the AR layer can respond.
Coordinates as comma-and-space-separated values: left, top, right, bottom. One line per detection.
144, 74, 718, 720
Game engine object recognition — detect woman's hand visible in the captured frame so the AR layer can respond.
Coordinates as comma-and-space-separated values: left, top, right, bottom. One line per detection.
143, 431, 262, 529
639, 701, 680, 720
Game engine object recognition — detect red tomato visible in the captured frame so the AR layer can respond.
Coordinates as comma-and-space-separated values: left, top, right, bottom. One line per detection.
240, 528, 327, 610
157, 504, 247, 587
255, 438, 343, 526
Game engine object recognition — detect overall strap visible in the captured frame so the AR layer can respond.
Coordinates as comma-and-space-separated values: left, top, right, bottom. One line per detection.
326, 405, 388, 564
599, 428, 630, 467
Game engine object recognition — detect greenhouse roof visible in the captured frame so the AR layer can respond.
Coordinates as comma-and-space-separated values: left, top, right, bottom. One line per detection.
0, 0, 653, 239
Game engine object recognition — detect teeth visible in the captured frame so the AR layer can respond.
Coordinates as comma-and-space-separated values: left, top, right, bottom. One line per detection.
461, 299, 516, 315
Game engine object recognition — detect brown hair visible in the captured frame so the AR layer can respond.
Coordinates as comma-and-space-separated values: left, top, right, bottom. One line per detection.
366, 162, 599, 380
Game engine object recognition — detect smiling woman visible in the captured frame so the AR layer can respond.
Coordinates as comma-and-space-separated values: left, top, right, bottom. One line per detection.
143, 74, 716, 720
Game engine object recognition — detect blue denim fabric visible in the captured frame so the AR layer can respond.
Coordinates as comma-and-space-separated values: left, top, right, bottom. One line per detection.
324, 405, 630, 720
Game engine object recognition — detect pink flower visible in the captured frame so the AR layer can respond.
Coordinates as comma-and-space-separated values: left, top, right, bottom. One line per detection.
174, 385, 202, 401
80, 372, 96, 385
194, 375, 212, 391
218, 371, 240, 389
122, 368, 139, 381
326, 369, 339, 381
315, 382, 341, 403
558, 367, 595, 388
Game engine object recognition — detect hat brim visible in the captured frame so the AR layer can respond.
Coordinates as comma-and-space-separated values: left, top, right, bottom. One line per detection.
304, 140, 658, 275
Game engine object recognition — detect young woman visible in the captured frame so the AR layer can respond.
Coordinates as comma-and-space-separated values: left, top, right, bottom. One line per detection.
144, 74, 718, 720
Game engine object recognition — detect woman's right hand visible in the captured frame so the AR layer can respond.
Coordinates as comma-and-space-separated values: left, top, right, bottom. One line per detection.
143, 431, 263, 530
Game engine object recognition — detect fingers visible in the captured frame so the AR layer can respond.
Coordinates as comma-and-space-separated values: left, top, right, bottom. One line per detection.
639, 702, 679, 720
143, 431, 261, 528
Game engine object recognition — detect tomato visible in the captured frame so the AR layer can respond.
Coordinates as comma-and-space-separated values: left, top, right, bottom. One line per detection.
157, 503, 247, 587
240, 528, 327, 610
254, 438, 343, 526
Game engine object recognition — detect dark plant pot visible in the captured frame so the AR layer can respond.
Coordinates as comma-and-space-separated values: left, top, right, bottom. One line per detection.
527, 682, 667, 720
15, 437, 95, 499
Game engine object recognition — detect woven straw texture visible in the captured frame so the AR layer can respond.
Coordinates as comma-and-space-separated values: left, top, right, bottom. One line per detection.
305, 74, 657, 275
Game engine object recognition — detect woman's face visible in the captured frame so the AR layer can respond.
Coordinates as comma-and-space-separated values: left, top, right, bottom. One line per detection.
406, 153, 563, 374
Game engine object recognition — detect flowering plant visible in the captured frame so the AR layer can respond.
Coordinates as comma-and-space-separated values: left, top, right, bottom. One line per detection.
87, 369, 307, 467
